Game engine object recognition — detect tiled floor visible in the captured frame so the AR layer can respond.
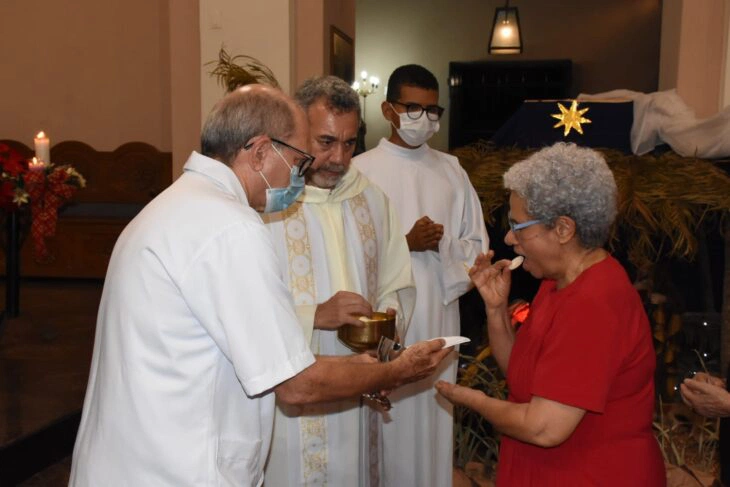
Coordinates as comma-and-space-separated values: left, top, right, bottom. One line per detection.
0, 278, 103, 485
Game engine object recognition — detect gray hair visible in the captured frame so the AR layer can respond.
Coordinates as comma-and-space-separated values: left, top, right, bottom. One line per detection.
201, 87, 294, 165
503, 142, 617, 248
294, 76, 361, 119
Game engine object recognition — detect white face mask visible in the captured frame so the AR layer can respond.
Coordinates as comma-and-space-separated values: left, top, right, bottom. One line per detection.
390, 105, 440, 147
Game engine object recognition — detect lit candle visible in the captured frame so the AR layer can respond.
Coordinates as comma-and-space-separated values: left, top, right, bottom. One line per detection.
28, 157, 46, 171
34, 131, 50, 163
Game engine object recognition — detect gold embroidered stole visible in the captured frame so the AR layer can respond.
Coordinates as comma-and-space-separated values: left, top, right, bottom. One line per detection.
348, 193, 378, 303
283, 193, 380, 486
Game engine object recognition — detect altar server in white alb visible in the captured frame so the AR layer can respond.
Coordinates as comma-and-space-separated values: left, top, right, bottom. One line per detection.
70, 84, 453, 487
354, 64, 489, 487
264, 76, 415, 486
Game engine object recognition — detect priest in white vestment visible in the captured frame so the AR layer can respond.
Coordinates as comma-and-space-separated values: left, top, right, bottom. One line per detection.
354, 65, 489, 487
264, 77, 415, 486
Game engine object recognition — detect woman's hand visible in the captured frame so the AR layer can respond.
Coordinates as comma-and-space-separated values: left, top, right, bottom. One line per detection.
435, 381, 488, 410
469, 250, 513, 310
436, 381, 586, 448
692, 372, 726, 388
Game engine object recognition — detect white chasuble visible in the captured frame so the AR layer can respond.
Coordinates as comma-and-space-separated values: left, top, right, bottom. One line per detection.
354, 139, 489, 487
263, 167, 415, 487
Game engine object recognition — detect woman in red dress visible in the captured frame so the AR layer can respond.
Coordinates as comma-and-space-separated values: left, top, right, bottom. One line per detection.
437, 142, 665, 486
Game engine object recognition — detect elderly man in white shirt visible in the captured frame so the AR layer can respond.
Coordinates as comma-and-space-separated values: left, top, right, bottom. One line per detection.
70, 84, 452, 487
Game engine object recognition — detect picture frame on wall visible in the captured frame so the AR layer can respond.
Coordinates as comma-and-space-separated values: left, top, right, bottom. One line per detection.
330, 26, 354, 84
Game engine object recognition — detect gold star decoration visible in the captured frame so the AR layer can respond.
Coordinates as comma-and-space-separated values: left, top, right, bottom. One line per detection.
551, 100, 591, 136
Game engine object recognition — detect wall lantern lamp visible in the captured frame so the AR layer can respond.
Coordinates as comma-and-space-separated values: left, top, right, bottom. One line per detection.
488, 0, 523, 54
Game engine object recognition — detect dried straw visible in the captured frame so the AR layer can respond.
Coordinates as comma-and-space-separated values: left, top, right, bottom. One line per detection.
453, 142, 730, 271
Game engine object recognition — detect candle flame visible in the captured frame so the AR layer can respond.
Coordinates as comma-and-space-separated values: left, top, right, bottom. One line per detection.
36, 131, 46, 138
32, 157, 38, 163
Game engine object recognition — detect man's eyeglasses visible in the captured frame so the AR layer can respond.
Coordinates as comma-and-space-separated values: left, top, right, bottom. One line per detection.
244, 137, 315, 177
391, 101, 445, 121
508, 219, 544, 233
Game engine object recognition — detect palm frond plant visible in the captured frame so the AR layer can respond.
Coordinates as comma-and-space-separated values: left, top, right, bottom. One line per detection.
206, 47, 280, 92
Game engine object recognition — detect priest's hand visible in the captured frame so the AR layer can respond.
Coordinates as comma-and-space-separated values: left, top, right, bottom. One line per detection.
314, 291, 373, 330
391, 339, 453, 386
406, 216, 444, 252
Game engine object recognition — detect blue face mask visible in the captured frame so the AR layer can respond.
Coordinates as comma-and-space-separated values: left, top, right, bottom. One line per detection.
259, 144, 305, 213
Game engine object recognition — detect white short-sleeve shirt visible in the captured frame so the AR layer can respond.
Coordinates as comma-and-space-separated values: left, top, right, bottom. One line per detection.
70, 152, 315, 486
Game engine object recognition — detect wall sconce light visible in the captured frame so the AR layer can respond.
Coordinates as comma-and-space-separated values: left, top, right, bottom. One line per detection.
488, 0, 522, 54
352, 70, 379, 119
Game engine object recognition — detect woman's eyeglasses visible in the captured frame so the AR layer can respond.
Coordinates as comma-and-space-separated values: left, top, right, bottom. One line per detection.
508, 219, 544, 233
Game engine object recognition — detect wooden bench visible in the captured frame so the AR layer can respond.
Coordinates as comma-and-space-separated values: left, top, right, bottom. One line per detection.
0, 140, 172, 279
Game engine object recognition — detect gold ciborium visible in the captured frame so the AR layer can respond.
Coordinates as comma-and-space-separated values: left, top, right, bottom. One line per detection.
337, 312, 396, 352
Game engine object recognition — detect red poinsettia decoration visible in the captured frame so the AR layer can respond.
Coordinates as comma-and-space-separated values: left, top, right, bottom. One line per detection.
0, 143, 29, 210
23, 165, 86, 260
0, 143, 86, 260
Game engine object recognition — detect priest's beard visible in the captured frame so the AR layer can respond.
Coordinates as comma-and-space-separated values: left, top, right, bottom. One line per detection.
307, 163, 346, 189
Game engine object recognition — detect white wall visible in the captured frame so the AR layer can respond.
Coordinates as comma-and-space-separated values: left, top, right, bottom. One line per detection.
1, 0, 352, 177
295, 0, 325, 88
722, 0, 730, 108
293, 0, 355, 89
169, 1, 201, 177
199, 0, 294, 121
676, 0, 726, 117
0, 0, 173, 151
659, 0, 682, 92
660, 0, 729, 117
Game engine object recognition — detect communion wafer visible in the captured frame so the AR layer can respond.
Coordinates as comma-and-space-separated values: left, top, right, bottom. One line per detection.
509, 256, 524, 270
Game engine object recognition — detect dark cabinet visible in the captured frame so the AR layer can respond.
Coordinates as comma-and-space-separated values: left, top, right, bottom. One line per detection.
448, 59, 572, 149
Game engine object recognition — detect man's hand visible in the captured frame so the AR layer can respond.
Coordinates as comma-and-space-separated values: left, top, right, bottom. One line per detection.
314, 291, 372, 330
391, 339, 453, 386
406, 216, 444, 252
275, 340, 451, 406
680, 376, 730, 418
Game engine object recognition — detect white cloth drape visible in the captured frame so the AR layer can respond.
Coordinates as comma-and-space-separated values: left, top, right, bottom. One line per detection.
578, 89, 730, 158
